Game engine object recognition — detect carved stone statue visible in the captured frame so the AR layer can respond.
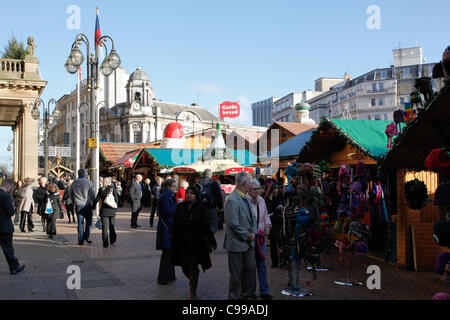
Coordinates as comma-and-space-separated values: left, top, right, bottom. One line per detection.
25, 37, 36, 57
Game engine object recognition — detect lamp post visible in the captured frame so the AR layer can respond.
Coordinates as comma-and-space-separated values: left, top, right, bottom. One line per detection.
31, 98, 61, 178
65, 32, 121, 196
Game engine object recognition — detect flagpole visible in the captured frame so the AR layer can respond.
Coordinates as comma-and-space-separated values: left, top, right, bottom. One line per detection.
76, 67, 81, 175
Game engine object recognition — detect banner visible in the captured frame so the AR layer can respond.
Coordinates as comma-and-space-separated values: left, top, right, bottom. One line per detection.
219, 101, 240, 119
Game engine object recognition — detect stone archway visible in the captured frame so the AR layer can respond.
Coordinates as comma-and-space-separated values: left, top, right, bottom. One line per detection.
0, 48, 47, 181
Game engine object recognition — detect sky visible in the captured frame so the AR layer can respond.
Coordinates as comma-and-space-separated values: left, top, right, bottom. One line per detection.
1, 0, 449, 169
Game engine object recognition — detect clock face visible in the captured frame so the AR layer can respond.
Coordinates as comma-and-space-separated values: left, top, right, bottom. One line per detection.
132, 101, 140, 111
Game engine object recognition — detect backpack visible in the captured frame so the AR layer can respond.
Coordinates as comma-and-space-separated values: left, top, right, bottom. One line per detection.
197, 180, 216, 208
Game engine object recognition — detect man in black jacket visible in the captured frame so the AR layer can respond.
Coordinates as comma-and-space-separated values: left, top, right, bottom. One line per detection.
33, 177, 47, 232
129, 174, 143, 228
197, 169, 224, 234
0, 179, 25, 274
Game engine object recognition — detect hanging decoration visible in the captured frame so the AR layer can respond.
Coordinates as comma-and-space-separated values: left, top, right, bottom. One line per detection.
385, 122, 398, 149
404, 179, 430, 210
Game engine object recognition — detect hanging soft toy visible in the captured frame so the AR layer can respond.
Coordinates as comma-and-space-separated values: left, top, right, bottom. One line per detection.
393, 109, 405, 135
284, 161, 298, 187
385, 122, 398, 149
338, 164, 351, 196
403, 103, 416, 124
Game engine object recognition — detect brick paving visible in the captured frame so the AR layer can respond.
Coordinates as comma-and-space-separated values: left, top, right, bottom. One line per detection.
0, 205, 448, 300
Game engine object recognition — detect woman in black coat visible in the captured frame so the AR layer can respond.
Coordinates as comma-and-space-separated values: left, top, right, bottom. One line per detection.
265, 185, 285, 268
171, 186, 217, 300
93, 177, 119, 248
46, 183, 64, 239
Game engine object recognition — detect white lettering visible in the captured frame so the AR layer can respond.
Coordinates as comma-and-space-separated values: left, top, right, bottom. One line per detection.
66, 265, 81, 289
66, 5, 81, 30
366, 5, 381, 30
367, 265, 381, 289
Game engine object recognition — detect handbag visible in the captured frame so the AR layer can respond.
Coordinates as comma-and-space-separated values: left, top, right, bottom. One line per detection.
45, 198, 53, 215
103, 189, 117, 209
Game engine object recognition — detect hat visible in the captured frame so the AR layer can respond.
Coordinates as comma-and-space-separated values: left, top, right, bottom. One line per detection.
355, 161, 367, 177
354, 241, 368, 255
425, 148, 450, 175
351, 181, 363, 195
434, 183, 450, 206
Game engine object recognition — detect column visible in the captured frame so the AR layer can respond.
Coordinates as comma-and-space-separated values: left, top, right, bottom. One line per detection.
21, 103, 39, 179
149, 121, 155, 142
129, 122, 134, 143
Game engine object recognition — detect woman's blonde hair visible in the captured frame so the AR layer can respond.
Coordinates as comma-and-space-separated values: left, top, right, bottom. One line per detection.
48, 183, 59, 193
102, 177, 112, 190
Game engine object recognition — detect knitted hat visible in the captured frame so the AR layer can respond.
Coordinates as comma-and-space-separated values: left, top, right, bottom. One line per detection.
350, 181, 363, 195
434, 183, 450, 206
425, 148, 450, 175
355, 161, 367, 177
354, 241, 368, 256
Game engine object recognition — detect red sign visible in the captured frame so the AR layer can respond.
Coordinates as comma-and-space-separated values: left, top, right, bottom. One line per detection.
224, 167, 254, 175
219, 101, 240, 119
221, 184, 236, 194
173, 167, 197, 174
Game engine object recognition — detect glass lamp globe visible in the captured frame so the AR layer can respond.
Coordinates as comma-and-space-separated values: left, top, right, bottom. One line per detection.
106, 49, 121, 69
69, 45, 84, 67
31, 106, 40, 120
100, 60, 113, 76
65, 60, 78, 74
52, 109, 61, 120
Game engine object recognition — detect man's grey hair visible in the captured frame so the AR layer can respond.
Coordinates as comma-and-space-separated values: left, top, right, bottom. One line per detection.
249, 179, 260, 188
39, 176, 47, 183
1, 178, 15, 189
235, 172, 250, 187
204, 169, 212, 177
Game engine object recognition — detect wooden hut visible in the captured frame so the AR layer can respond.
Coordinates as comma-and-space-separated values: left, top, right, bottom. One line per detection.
382, 85, 450, 271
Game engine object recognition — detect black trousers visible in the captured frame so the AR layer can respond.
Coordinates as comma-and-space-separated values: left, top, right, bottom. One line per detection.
46, 213, 58, 235
158, 249, 175, 283
101, 216, 117, 245
150, 202, 158, 226
269, 233, 280, 267
19, 211, 34, 231
0, 233, 20, 272
131, 206, 141, 227
66, 204, 76, 223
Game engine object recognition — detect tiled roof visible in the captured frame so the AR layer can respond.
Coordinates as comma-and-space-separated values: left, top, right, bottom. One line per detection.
231, 129, 265, 143
274, 122, 317, 135
100, 142, 158, 163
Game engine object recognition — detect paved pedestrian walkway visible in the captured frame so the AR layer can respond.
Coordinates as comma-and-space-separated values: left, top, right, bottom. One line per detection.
0, 207, 448, 300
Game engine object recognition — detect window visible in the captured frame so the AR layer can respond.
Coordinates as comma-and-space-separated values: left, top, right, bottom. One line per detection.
134, 131, 142, 143
400, 97, 405, 105
378, 97, 384, 106
372, 83, 377, 91
368, 115, 371, 120
381, 70, 387, 79
403, 68, 410, 79
371, 98, 376, 106
384, 114, 388, 120
379, 82, 384, 90
374, 114, 381, 121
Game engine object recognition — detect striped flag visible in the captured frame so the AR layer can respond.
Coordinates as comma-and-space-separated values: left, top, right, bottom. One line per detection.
95, 8, 101, 47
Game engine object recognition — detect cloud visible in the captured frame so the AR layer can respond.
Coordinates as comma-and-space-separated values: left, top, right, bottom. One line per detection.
188, 82, 224, 95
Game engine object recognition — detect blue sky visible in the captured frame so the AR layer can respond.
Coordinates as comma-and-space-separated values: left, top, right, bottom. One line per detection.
1, 0, 449, 169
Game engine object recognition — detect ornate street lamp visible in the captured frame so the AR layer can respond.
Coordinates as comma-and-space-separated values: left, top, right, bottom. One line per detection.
65, 32, 121, 198
32, 98, 60, 177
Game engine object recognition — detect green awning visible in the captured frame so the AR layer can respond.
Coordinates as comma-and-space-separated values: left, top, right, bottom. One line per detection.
328, 119, 403, 158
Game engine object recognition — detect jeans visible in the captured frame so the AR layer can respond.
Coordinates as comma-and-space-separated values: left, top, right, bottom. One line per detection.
76, 207, 92, 243
254, 244, 270, 295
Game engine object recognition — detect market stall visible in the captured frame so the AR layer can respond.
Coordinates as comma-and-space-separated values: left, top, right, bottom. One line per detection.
382, 84, 450, 271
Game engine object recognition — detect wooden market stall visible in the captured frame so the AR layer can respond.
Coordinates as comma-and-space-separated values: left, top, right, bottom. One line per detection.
382, 85, 450, 271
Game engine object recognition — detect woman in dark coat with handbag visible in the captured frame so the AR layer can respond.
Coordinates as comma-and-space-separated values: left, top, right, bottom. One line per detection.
156, 179, 178, 285
92, 177, 119, 248
46, 183, 65, 239
171, 186, 217, 300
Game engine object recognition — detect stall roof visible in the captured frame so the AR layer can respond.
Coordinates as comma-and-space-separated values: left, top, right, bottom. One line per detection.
134, 148, 257, 168
99, 142, 158, 163
266, 129, 315, 159
298, 118, 402, 163
382, 85, 450, 171
111, 149, 141, 168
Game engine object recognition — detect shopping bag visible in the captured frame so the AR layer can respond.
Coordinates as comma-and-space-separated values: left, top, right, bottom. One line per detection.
45, 199, 53, 215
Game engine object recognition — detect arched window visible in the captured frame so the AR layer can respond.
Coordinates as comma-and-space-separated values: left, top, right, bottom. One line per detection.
134, 92, 141, 102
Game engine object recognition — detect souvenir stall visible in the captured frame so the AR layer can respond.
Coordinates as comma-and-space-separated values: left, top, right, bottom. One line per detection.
297, 118, 402, 260
108, 149, 141, 181
382, 80, 450, 271
171, 123, 257, 194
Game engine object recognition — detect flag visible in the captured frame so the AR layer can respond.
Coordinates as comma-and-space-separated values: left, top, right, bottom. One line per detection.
95, 7, 101, 47
219, 101, 240, 119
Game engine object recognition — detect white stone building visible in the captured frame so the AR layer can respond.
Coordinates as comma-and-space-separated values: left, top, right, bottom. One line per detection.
308, 47, 438, 122
251, 97, 278, 127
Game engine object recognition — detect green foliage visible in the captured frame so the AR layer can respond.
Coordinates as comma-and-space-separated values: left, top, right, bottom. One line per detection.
1, 33, 26, 60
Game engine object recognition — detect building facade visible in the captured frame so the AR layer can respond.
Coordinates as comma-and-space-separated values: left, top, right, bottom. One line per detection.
308, 47, 438, 123
251, 96, 278, 127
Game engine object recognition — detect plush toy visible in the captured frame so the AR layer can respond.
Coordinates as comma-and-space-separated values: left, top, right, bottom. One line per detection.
385, 122, 398, 149
425, 148, 450, 175
403, 103, 416, 124
414, 77, 433, 102
410, 88, 423, 108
